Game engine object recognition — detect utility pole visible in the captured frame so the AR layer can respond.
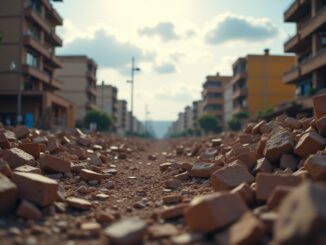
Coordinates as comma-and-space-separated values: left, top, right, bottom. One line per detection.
127, 57, 140, 136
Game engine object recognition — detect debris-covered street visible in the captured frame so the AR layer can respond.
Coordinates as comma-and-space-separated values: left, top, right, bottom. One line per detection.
0, 94, 326, 245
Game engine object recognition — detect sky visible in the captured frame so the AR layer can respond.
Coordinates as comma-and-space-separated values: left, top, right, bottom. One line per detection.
53, 0, 295, 122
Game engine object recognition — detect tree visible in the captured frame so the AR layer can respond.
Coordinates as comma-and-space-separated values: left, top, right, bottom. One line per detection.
84, 110, 113, 131
228, 118, 242, 131
198, 115, 222, 134
234, 111, 248, 120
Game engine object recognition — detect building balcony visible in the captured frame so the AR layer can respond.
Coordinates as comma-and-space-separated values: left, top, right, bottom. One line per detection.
85, 101, 98, 110
86, 86, 97, 96
23, 35, 50, 58
283, 65, 300, 84
203, 98, 223, 108
301, 47, 326, 76
41, 0, 63, 25
24, 8, 51, 34
50, 77, 63, 90
284, 34, 300, 53
284, 0, 309, 22
202, 87, 223, 96
22, 64, 50, 83
87, 71, 96, 82
232, 87, 247, 100
231, 72, 247, 85
300, 6, 326, 40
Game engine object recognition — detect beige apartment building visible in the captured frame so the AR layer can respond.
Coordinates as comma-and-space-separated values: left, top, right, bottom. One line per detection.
202, 73, 231, 124
283, 0, 326, 113
0, 0, 75, 128
96, 83, 118, 130
116, 99, 128, 135
56, 55, 98, 126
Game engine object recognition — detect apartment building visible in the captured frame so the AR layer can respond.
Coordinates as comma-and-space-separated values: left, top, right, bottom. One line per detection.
192, 100, 204, 134
0, 0, 75, 128
228, 50, 296, 119
202, 73, 231, 124
224, 80, 233, 126
283, 0, 326, 109
116, 99, 128, 135
184, 106, 193, 132
96, 83, 118, 129
56, 55, 98, 126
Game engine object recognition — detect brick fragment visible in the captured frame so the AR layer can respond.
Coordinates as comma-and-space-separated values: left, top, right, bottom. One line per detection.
0, 173, 17, 214
313, 93, 326, 119
39, 154, 71, 173
190, 162, 221, 178
17, 200, 42, 220
46, 139, 61, 154
211, 164, 254, 191
214, 212, 265, 245
304, 153, 326, 180
19, 145, 40, 161
316, 115, 326, 136
252, 158, 273, 175
163, 194, 182, 205
280, 154, 298, 171
160, 203, 188, 220
274, 182, 326, 245
231, 183, 255, 205
165, 179, 182, 189
80, 169, 103, 182
81, 222, 101, 236
3, 148, 35, 168
263, 130, 294, 162
256, 173, 301, 201
0, 160, 12, 178
14, 165, 41, 174
12, 172, 58, 206
184, 192, 248, 233
294, 132, 326, 158
148, 224, 179, 239
104, 218, 147, 245
0, 132, 10, 149
66, 197, 92, 210
14, 125, 30, 139
267, 186, 293, 210
284, 117, 302, 130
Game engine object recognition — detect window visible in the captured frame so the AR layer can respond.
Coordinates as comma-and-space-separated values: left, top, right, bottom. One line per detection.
28, 0, 41, 13
26, 51, 38, 68
26, 25, 40, 41
297, 78, 313, 97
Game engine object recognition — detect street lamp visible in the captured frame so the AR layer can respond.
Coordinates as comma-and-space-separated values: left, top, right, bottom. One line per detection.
126, 57, 140, 136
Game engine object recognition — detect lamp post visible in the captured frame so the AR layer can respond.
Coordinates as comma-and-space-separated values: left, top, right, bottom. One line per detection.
127, 57, 140, 136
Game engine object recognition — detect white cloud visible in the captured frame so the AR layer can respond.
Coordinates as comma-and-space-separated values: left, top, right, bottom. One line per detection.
154, 62, 176, 74
138, 22, 180, 41
205, 13, 281, 45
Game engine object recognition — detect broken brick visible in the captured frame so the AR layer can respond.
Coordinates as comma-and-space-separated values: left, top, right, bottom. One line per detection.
160, 203, 188, 220
267, 186, 293, 210
18, 143, 40, 158
211, 164, 254, 191
66, 197, 92, 210
231, 183, 255, 205
252, 158, 273, 175
304, 154, 326, 180
316, 115, 326, 137
184, 192, 248, 233
256, 173, 301, 201
190, 162, 221, 178
0, 173, 17, 214
14, 125, 30, 139
12, 172, 58, 206
294, 132, 326, 158
313, 93, 326, 119
80, 169, 103, 182
3, 148, 35, 168
280, 154, 298, 171
39, 154, 71, 173
17, 200, 42, 220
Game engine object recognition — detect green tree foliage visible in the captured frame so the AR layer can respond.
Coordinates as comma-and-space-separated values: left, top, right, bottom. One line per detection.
198, 115, 222, 134
84, 110, 113, 131
227, 118, 242, 131
234, 111, 249, 120
256, 108, 274, 118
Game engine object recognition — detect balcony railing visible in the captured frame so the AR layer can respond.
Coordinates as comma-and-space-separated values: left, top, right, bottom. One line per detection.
300, 5, 326, 39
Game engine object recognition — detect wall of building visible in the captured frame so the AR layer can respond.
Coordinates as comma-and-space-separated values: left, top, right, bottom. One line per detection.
247, 55, 296, 117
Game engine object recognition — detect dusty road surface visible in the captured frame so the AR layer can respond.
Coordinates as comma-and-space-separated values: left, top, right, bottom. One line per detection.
0, 94, 326, 245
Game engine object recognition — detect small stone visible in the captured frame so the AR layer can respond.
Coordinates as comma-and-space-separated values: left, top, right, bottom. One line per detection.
313, 93, 326, 118
14, 125, 30, 139
80, 169, 103, 182
148, 224, 179, 239
81, 222, 101, 236
171, 233, 203, 245
17, 200, 42, 220
160, 203, 189, 220
316, 115, 326, 136
190, 162, 221, 178
165, 179, 182, 190
104, 218, 147, 245
96, 210, 115, 223
162, 194, 182, 205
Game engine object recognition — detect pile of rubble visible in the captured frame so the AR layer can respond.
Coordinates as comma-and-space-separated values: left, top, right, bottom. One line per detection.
0, 93, 326, 245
